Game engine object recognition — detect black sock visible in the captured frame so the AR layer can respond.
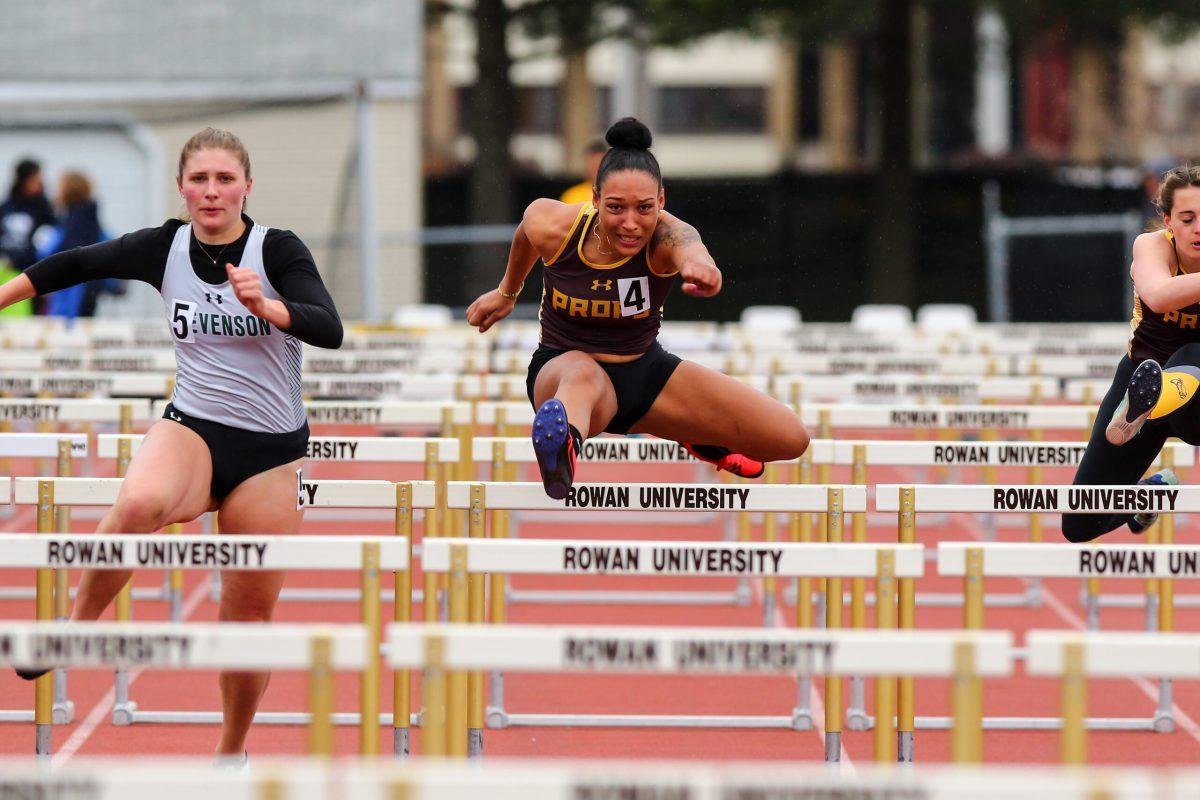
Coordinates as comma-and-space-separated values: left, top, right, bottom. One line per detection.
687, 443, 730, 460
568, 424, 583, 453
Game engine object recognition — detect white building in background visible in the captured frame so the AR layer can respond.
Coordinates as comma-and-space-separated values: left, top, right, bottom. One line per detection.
0, 0, 423, 321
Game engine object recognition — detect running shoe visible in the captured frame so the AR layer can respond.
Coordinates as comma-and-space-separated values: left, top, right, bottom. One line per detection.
682, 443, 766, 479
1106, 359, 1162, 446
532, 399, 576, 500
1128, 467, 1179, 534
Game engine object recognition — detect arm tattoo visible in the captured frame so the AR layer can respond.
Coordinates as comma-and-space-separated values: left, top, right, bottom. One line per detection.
654, 220, 702, 249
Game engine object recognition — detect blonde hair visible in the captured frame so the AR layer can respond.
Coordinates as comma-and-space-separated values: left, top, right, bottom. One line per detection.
177, 127, 251, 180
58, 171, 92, 207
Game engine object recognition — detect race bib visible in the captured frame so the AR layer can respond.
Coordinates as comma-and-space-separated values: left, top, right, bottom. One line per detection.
617, 277, 650, 317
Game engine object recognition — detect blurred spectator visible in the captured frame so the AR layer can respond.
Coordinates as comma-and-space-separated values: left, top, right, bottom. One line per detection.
38, 171, 124, 319
559, 138, 608, 205
0, 159, 55, 272
0, 159, 54, 317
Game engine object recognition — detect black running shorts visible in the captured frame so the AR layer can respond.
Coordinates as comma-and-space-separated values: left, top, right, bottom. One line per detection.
163, 403, 309, 500
525, 341, 683, 435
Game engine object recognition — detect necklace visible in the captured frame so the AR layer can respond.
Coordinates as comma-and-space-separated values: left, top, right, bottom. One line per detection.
194, 236, 233, 266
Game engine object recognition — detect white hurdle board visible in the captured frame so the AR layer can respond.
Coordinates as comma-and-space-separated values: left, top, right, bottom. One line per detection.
13, 477, 436, 509
773, 375, 1061, 403
939, 543, 1200, 578
0, 533, 409, 571
797, 404, 1094, 430
808, 440, 1194, 468
0, 350, 176, 372
443, 481, 868, 512
0, 371, 171, 397
423, 539, 924, 577
98, 434, 459, 463
0, 433, 87, 457
387, 624, 1012, 676
0, 398, 152, 423
472, 436, 697, 464
0, 622, 367, 671
1027, 631, 1200, 678
877, 484, 1200, 514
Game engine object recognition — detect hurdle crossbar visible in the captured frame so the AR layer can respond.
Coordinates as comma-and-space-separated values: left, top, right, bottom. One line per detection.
388, 623, 1011, 762
0, 622, 365, 759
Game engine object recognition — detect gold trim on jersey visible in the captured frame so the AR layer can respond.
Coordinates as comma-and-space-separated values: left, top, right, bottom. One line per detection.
577, 207, 635, 270
545, 203, 591, 267
647, 246, 679, 278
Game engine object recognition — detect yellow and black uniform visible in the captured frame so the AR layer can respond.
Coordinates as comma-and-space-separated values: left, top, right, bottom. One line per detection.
526, 203, 682, 434
538, 203, 677, 353
1129, 230, 1200, 362
1068, 228, 1200, 542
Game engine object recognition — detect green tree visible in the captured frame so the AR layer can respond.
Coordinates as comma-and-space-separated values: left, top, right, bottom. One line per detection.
644, 0, 1198, 311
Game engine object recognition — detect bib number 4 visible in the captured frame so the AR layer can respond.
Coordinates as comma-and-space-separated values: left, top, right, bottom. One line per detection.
170, 300, 197, 343
617, 277, 650, 317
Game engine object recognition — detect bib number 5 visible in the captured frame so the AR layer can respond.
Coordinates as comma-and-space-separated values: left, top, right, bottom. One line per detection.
170, 300, 197, 343
617, 277, 650, 317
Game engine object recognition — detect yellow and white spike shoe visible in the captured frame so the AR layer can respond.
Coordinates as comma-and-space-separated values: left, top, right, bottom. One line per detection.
1106, 359, 1162, 446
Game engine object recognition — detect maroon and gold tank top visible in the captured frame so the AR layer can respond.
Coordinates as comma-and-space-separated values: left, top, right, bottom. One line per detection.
1129, 229, 1200, 363
538, 204, 677, 354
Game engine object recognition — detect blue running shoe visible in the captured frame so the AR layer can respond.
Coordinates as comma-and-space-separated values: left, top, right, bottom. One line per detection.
532, 399, 576, 500
1128, 467, 1178, 534
1106, 359, 1161, 446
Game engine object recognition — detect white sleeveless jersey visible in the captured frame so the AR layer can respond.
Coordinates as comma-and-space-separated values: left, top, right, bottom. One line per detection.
161, 223, 305, 433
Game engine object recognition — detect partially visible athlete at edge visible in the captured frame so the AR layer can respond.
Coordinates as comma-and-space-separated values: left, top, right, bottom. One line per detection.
1069, 164, 1200, 541
467, 117, 808, 498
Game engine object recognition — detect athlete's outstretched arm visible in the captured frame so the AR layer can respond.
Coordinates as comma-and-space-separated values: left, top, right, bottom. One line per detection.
650, 212, 721, 297
0, 272, 34, 311
1132, 231, 1200, 313
466, 198, 570, 333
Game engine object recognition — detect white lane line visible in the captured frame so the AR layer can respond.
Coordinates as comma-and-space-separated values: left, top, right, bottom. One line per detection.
54, 576, 210, 764
754, 577, 856, 772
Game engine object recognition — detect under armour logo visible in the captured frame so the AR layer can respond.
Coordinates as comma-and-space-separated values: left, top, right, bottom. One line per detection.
591, 279, 612, 291
204, 292, 224, 305
168, 410, 182, 422
1172, 377, 1187, 399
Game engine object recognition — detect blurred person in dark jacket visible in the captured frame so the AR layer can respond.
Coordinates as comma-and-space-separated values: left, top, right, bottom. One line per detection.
0, 159, 55, 272
38, 170, 124, 318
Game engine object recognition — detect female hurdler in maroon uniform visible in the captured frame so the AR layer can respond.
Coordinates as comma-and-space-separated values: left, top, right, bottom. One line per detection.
467, 118, 808, 498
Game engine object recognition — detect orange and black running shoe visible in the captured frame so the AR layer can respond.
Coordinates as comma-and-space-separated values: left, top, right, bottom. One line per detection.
683, 443, 765, 479
532, 399, 577, 499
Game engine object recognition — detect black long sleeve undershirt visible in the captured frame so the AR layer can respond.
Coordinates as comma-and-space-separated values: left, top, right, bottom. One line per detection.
25, 217, 343, 349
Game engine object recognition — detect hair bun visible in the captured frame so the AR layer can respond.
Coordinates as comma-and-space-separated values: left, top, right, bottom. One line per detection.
605, 117, 653, 151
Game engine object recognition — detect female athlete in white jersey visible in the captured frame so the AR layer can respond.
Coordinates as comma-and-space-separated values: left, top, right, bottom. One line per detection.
0, 128, 342, 759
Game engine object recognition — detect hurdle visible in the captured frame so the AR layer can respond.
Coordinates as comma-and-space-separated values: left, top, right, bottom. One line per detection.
421, 480, 920, 757
96, 434, 458, 608
0, 621, 367, 759
880, 481, 1200, 731
937, 538, 1200, 735
0, 370, 172, 398
469, 437, 756, 608
1027, 630, 1200, 763
7, 478, 432, 756
421, 534, 923, 749
773, 374, 1061, 404
388, 623, 1012, 762
0, 759, 1177, 798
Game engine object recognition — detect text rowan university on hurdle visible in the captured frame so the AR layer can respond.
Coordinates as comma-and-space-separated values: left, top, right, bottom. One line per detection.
46, 539, 268, 568
992, 487, 1179, 511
